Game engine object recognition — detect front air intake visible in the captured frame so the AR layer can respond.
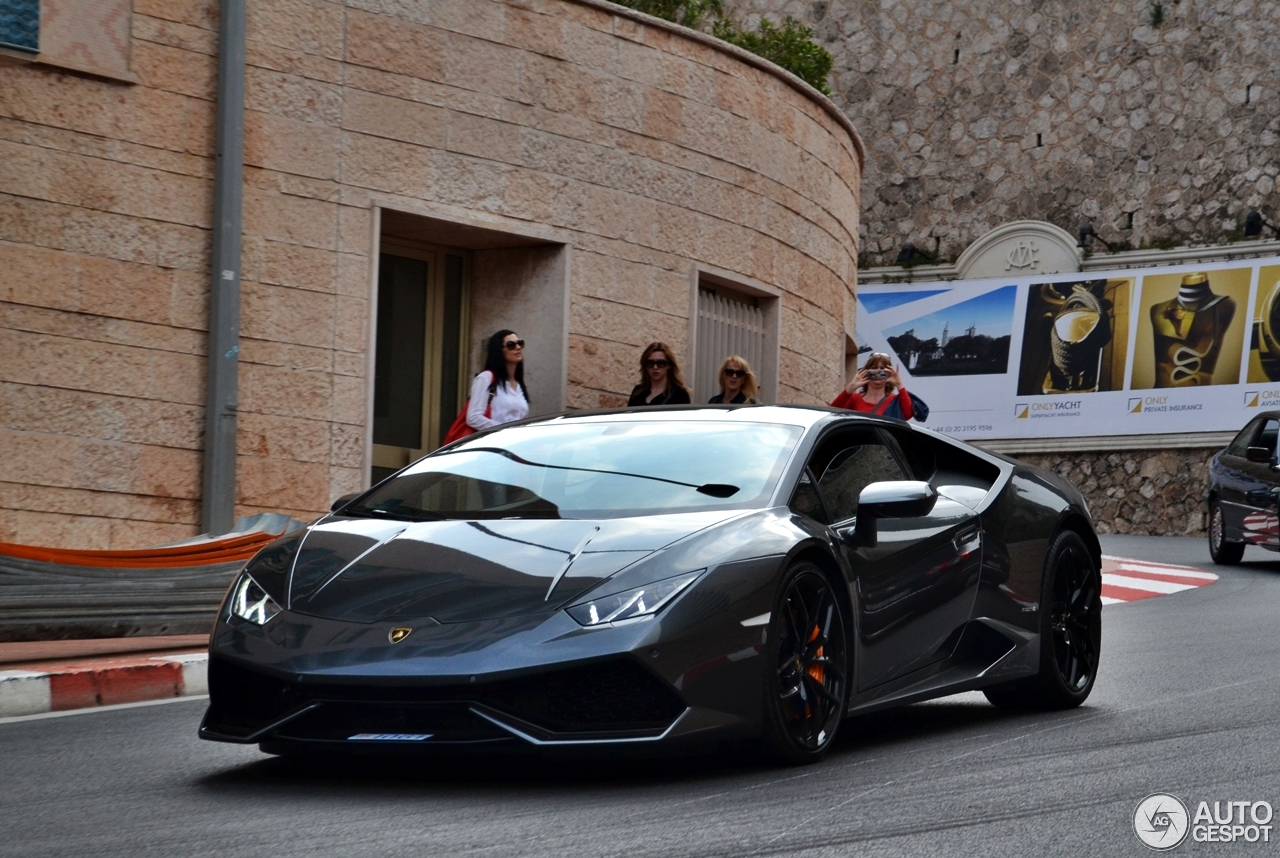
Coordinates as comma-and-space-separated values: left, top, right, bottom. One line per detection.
203, 657, 686, 742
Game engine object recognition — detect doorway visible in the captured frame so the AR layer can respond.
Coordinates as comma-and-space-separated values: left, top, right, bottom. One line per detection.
371, 242, 470, 483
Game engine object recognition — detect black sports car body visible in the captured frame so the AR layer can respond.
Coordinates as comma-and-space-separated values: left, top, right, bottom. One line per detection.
1207, 411, 1280, 564
201, 406, 1102, 763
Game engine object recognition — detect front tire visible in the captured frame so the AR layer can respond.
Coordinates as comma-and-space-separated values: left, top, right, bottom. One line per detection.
762, 562, 849, 765
1208, 500, 1245, 565
984, 530, 1101, 710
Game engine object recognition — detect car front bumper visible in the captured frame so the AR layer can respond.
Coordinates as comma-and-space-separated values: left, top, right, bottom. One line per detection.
200, 556, 783, 751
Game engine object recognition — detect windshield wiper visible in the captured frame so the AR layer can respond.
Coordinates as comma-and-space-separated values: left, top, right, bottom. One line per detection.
347, 506, 446, 522
454, 447, 740, 498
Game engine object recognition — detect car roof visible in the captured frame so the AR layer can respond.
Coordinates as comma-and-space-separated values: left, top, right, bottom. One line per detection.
518, 404, 855, 432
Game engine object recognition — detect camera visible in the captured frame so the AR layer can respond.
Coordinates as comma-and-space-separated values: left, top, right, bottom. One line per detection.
866, 368, 889, 381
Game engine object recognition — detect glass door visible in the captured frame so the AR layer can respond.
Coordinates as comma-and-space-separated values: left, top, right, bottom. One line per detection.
371, 245, 469, 483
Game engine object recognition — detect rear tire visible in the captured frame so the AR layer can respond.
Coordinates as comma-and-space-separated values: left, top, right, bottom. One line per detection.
1208, 501, 1245, 565
762, 562, 849, 765
984, 530, 1101, 710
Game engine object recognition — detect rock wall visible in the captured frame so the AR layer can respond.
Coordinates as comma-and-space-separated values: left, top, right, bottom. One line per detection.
1014, 447, 1216, 536
727, 0, 1280, 265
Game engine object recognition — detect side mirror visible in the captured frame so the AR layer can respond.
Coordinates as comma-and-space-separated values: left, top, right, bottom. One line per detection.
330, 492, 361, 512
859, 480, 938, 517
1246, 446, 1272, 463
845, 481, 937, 547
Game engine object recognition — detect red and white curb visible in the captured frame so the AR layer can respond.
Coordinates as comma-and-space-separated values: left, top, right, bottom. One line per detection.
0, 652, 207, 718
1101, 556, 1218, 605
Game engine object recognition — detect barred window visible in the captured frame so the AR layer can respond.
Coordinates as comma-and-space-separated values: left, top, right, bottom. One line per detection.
695, 286, 766, 401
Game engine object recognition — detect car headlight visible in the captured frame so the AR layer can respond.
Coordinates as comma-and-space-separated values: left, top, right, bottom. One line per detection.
229, 573, 282, 625
565, 571, 702, 627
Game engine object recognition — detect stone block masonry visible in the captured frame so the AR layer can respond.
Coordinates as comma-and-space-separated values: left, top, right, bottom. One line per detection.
0, 0, 864, 548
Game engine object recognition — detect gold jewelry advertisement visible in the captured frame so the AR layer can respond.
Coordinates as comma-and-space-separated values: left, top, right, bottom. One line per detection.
1129, 267, 1251, 390
1017, 278, 1132, 396
1248, 265, 1280, 384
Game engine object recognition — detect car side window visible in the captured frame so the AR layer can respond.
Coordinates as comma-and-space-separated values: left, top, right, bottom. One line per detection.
815, 443, 907, 523
789, 468, 829, 524
1258, 419, 1280, 455
1227, 419, 1260, 457
878, 425, 936, 481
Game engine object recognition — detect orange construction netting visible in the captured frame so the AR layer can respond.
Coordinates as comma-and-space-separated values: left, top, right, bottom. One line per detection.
0, 530, 287, 568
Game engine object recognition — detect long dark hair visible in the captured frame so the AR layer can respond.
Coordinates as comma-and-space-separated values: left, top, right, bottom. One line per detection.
632, 341, 691, 396
482, 329, 528, 400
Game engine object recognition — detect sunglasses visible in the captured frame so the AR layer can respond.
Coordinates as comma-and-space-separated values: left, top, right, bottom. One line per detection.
722, 368, 746, 378
644, 359, 670, 369
503, 339, 525, 350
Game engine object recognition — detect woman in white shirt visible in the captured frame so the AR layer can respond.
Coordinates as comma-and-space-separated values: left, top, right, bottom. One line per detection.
466, 329, 530, 430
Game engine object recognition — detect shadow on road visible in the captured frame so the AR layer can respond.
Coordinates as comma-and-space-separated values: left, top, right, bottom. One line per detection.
836, 698, 1043, 752
193, 697, 1074, 794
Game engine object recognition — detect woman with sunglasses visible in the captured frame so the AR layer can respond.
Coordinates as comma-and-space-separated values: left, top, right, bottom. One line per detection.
830, 351, 928, 421
465, 329, 530, 430
627, 342, 692, 406
709, 355, 761, 404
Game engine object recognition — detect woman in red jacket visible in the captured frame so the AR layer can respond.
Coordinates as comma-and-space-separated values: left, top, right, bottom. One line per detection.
831, 352, 927, 421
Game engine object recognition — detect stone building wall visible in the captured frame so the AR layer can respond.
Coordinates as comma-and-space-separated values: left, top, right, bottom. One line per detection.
1014, 447, 1216, 536
0, 0, 863, 548
0, 1, 219, 550
727, 0, 1280, 265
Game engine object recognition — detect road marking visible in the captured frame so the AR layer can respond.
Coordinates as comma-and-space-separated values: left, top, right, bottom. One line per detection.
1101, 573, 1199, 595
0, 694, 208, 725
1100, 555, 1218, 605
1109, 561, 1219, 581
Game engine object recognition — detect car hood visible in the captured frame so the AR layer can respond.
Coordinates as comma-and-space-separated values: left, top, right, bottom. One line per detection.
281, 511, 741, 624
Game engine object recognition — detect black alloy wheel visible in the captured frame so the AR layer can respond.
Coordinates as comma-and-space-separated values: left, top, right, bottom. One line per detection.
1208, 500, 1245, 565
763, 562, 849, 764
985, 530, 1101, 710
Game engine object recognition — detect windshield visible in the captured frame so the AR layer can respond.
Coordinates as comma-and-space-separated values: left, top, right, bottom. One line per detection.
347, 420, 803, 520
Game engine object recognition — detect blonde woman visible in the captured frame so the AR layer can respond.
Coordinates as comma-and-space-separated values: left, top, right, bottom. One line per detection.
708, 355, 761, 404
628, 342, 692, 406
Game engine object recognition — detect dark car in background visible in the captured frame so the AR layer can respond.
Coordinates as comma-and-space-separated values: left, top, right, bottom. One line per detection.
1207, 412, 1280, 564
201, 406, 1102, 765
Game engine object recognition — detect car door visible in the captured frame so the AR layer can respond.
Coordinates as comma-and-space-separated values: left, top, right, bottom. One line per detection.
1215, 416, 1261, 541
809, 426, 982, 691
1237, 416, 1280, 546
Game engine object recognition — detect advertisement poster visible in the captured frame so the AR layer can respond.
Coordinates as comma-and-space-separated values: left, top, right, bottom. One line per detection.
855, 257, 1280, 441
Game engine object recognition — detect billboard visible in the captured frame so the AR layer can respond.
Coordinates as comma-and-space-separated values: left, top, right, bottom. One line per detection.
855, 257, 1280, 441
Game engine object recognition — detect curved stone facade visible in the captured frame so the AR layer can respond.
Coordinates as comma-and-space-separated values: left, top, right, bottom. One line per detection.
730, 0, 1280, 264
0, 0, 862, 547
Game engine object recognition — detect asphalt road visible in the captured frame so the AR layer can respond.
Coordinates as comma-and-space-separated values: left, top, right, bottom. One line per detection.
2, 535, 1278, 857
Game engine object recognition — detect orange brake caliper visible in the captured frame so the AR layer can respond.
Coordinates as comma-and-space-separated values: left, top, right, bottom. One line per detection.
805, 624, 825, 685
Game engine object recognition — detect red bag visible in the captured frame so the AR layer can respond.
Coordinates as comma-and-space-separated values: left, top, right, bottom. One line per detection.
441, 374, 496, 445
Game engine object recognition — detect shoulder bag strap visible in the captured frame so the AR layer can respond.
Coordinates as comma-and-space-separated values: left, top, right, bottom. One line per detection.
485, 373, 498, 418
